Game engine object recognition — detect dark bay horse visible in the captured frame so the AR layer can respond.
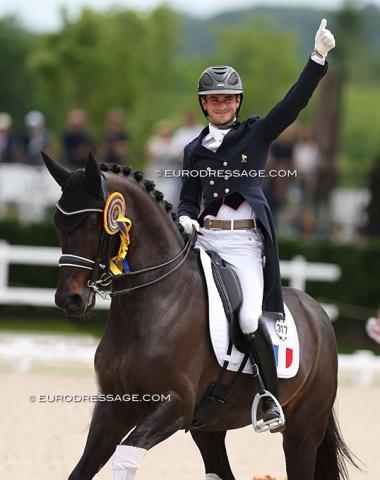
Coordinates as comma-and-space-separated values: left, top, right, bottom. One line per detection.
42, 151, 358, 480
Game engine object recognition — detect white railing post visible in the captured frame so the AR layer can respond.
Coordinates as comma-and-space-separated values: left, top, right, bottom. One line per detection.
287, 255, 308, 290
279, 255, 341, 320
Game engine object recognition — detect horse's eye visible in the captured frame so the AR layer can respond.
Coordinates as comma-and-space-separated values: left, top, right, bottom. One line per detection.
88, 221, 101, 232
84, 214, 102, 233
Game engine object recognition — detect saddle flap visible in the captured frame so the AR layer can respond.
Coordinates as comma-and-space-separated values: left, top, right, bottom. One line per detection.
206, 250, 247, 353
198, 247, 300, 377
206, 250, 243, 319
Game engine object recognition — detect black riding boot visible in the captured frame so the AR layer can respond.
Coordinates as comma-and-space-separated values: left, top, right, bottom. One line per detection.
245, 316, 285, 432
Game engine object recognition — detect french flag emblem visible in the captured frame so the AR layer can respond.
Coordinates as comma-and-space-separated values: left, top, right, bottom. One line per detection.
273, 344, 294, 370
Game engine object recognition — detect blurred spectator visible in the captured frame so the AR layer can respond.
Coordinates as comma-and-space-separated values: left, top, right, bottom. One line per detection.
366, 311, 380, 345
263, 150, 282, 228
364, 154, 380, 237
145, 119, 176, 172
293, 126, 319, 235
0, 112, 19, 163
263, 124, 297, 230
170, 110, 204, 208
145, 119, 177, 205
99, 108, 130, 165
62, 109, 93, 169
171, 110, 204, 160
22, 110, 52, 166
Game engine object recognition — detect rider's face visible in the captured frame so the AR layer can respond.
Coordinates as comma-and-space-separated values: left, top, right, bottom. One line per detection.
201, 94, 240, 126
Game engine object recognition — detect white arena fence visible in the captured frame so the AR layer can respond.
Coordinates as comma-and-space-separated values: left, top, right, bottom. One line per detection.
0, 333, 379, 386
0, 242, 341, 319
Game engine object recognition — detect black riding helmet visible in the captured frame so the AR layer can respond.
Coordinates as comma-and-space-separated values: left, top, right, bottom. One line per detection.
198, 65, 243, 118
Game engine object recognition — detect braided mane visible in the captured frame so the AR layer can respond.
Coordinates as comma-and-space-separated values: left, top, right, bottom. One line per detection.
99, 163, 185, 237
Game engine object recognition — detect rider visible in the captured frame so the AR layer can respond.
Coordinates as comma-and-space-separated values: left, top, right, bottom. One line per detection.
178, 19, 335, 432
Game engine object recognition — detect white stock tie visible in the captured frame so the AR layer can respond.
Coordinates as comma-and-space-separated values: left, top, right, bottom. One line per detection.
203, 125, 230, 152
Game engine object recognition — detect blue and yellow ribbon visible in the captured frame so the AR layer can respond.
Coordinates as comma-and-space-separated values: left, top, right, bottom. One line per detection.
103, 192, 132, 275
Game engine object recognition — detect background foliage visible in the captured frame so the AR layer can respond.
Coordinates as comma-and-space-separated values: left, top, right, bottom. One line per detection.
1, 4, 380, 183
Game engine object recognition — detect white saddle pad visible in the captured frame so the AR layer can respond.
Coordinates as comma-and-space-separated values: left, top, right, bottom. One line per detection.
198, 247, 299, 378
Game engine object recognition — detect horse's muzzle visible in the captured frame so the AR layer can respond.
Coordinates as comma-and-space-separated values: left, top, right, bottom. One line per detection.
55, 288, 95, 316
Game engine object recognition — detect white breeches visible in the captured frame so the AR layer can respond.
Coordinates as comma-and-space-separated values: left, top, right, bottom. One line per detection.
196, 227, 265, 334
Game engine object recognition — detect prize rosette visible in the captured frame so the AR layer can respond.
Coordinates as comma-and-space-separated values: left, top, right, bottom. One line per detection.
103, 192, 132, 274
104, 192, 130, 235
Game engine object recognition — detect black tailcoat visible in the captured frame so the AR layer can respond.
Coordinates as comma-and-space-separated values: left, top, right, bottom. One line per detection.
178, 58, 328, 316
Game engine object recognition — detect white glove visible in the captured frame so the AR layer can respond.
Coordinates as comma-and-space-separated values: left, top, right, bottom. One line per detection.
179, 215, 199, 235
314, 18, 335, 57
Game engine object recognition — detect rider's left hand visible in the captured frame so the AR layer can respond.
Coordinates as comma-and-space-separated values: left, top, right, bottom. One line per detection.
314, 18, 335, 57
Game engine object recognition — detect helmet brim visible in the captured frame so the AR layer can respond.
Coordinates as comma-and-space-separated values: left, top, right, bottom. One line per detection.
199, 90, 243, 96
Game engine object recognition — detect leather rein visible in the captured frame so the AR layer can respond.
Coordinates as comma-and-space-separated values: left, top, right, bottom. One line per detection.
108, 228, 196, 298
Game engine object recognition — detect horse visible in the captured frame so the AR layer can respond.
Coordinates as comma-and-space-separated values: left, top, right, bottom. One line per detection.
42, 151, 358, 480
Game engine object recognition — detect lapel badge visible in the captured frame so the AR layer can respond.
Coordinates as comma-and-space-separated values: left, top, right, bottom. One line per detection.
241, 154, 247, 163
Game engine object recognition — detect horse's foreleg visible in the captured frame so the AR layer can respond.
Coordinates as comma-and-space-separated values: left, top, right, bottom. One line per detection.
113, 393, 190, 480
190, 430, 235, 480
69, 401, 132, 480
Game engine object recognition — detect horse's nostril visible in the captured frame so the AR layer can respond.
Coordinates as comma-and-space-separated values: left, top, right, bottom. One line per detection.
55, 292, 85, 315
66, 294, 83, 308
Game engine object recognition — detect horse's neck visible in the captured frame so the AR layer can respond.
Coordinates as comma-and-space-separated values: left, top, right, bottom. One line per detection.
109, 174, 187, 282
107, 250, 200, 334
126, 191, 184, 269
101, 244, 202, 361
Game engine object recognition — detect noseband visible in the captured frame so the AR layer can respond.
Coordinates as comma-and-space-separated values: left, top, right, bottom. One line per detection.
58, 211, 113, 295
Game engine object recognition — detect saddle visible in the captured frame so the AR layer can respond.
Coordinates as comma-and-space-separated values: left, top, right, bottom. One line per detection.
191, 247, 299, 429
191, 250, 248, 429
206, 250, 248, 354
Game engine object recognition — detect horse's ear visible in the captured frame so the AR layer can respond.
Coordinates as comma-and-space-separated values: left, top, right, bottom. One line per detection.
84, 151, 102, 196
41, 151, 71, 187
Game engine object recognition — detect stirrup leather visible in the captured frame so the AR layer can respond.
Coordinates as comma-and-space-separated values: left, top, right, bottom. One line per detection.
251, 391, 285, 433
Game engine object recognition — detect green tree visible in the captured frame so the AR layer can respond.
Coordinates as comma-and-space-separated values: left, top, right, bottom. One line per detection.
339, 83, 380, 186
332, 1, 380, 186
28, 6, 181, 165
332, 1, 368, 83
211, 20, 304, 119
0, 16, 41, 131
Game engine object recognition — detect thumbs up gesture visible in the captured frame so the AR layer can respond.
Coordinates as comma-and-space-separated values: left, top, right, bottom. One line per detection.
314, 19, 335, 57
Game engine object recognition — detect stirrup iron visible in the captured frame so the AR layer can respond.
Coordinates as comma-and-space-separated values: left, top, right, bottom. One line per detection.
251, 391, 285, 433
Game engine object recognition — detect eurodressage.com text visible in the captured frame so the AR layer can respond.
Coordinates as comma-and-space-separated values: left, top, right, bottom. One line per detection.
29, 393, 171, 403
155, 169, 298, 179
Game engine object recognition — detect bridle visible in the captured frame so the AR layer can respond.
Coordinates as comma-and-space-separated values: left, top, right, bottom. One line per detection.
59, 223, 196, 301
57, 183, 196, 300
59, 225, 113, 297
